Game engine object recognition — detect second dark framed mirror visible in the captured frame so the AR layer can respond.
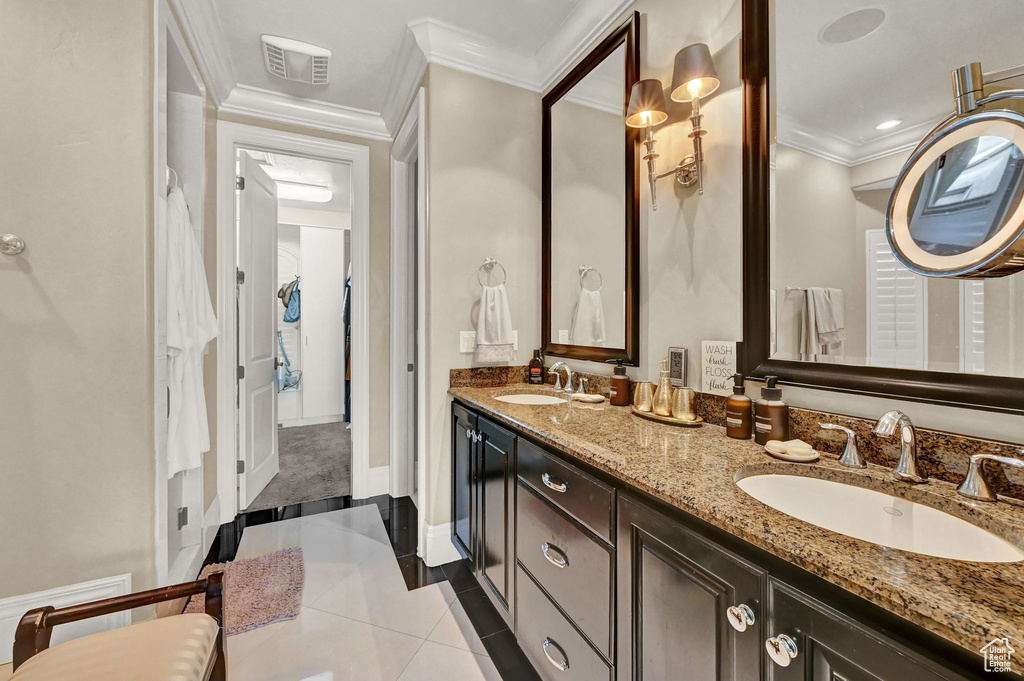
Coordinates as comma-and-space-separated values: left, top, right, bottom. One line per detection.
542, 12, 641, 365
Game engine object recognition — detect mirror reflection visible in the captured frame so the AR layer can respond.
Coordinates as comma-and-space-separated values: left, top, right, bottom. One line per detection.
770, 0, 1024, 376
549, 43, 627, 349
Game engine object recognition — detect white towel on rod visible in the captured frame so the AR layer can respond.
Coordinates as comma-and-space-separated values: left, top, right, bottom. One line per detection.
800, 287, 845, 361
570, 289, 606, 345
474, 284, 515, 362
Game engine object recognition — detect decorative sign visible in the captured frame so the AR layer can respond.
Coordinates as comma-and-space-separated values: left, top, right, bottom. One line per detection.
701, 341, 739, 396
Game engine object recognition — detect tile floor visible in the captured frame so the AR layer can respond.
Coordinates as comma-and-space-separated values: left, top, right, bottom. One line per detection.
227, 504, 502, 681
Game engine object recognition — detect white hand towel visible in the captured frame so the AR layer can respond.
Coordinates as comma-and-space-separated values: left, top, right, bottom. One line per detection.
801, 287, 845, 361
570, 289, 606, 345
474, 284, 515, 362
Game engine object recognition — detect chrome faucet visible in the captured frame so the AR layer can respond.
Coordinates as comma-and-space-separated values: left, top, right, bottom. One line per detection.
957, 453, 1024, 502
549, 362, 573, 392
872, 410, 926, 483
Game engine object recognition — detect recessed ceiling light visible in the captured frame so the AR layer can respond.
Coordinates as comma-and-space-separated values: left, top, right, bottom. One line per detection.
875, 119, 902, 131
276, 181, 333, 203
819, 8, 886, 45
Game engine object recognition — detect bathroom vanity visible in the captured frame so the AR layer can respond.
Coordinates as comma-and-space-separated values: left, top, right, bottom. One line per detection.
450, 387, 1023, 681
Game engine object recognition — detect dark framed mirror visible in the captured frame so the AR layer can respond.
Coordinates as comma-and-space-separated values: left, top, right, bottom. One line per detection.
542, 12, 641, 365
741, 0, 1024, 413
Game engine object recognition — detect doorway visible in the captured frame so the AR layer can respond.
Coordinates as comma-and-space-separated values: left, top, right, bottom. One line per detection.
215, 121, 372, 524
242, 149, 353, 512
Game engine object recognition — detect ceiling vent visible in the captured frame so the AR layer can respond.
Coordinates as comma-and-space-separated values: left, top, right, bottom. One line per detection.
261, 35, 331, 85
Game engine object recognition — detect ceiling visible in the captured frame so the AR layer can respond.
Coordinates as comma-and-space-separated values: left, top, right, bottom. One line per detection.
244, 149, 351, 213
175, 0, 633, 138
775, 0, 1024, 166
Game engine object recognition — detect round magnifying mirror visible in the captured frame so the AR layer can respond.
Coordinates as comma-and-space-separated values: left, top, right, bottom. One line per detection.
887, 110, 1024, 277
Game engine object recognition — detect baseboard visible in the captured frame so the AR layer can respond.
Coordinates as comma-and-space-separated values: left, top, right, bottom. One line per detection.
421, 521, 462, 567
354, 464, 390, 500
279, 414, 345, 428
0, 573, 132, 665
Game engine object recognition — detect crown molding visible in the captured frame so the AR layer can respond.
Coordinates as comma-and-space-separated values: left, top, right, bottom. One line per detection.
537, 0, 636, 92
380, 28, 429, 137
168, 0, 236, 105
777, 112, 935, 167
220, 86, 391, 141
409, 18, 542, 92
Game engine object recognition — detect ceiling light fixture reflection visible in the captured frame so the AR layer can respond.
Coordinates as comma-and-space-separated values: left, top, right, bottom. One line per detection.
276, 181, 333, 203
876, 119, 903, 131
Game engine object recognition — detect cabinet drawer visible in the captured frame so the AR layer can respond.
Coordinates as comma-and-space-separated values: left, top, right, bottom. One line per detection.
517, 565, 612, 681
517, 482, 613, 657
518, 439, 614, 542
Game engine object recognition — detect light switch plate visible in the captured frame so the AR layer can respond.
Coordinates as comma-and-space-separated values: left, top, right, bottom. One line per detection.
558, 330, 569, 343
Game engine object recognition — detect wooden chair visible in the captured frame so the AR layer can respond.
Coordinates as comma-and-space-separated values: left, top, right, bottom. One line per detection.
11, 571, 226, 681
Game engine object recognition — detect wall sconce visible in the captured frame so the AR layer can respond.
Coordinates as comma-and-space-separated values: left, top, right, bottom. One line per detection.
626, 43, 720, 209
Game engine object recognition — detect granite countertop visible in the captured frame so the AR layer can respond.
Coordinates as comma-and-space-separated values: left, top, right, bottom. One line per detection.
449, 384, 1024, 658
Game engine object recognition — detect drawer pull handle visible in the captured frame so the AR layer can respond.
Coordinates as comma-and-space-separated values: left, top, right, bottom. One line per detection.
726, 604, 755, 632
765, 634, 798, 667
541, 542, 569, 569
541, 637, 570, 671
541, 473, 568, 493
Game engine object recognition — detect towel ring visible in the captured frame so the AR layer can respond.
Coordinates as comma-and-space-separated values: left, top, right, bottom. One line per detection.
579, 265, 603, 292
478, 257, 507, 286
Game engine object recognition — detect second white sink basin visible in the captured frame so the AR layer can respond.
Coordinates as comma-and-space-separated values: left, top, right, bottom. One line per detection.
736, 473, 1024, 563
494, 394, 566, 405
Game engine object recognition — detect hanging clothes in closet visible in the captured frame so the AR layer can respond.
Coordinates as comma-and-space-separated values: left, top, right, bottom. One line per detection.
343, 269, 352, 424
166, 185, 218, 478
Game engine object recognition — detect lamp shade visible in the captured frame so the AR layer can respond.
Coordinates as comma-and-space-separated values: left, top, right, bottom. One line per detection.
625, 79, 669, 128
670, 43, 720, 102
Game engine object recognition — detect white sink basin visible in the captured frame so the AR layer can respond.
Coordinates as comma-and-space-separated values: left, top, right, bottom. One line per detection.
494, 394, 566, 405
736, 474, 1024, 563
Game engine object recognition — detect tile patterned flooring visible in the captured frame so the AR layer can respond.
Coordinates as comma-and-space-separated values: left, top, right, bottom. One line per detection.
228, 504, 503, 681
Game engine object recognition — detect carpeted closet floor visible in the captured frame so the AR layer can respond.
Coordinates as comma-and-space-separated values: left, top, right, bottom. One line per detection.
246, 422, 352, 512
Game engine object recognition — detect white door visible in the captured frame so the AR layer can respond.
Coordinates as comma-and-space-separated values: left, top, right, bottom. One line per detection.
238, 153, 279, 509
959, 280, 986, 373
866, 229, 928, 369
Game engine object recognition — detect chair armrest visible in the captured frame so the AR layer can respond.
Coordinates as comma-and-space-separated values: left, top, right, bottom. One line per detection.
13, 571, 224, 670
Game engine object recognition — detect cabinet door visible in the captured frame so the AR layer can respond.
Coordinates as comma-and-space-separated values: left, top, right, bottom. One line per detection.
452, 404, 477, 563
767, 580, 973, 681
617, 494, 766, 681
478, 416, 516, 625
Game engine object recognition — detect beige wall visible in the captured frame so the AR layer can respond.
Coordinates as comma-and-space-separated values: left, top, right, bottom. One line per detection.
421, 64, 542, 525
0, 0, 156, 597
217, 112, 392, 469
202, 91, 219, 510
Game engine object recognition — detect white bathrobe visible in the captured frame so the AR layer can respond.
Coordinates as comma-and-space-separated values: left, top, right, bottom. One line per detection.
166, 187, 218, 478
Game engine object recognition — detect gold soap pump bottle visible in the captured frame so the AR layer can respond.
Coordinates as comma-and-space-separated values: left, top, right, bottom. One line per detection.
652, 357, 674, 416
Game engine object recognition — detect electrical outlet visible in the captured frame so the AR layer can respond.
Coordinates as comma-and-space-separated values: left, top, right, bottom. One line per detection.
558, 330, 569, 343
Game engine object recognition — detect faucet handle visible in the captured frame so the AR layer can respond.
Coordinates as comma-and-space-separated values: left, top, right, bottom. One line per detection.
553, 372, 564, 391
957, 453, 1024, 502
576, 377, 588, 394
818, 423, 866, 469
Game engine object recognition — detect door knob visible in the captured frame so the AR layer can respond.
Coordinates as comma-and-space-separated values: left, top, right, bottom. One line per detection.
726, 604, 755, 632
765, 633, 798, 667
0, 234, 26, 255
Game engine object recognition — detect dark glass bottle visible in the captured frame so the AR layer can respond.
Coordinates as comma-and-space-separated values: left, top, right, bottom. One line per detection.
725, 373, 753, 439
754, 376, 789, 445
528, 349, 545, 385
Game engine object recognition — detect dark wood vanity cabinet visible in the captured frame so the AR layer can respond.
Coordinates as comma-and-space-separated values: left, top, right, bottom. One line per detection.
450, 402, 991, 681
450, 404, 516, 627
617, 493, 766, 681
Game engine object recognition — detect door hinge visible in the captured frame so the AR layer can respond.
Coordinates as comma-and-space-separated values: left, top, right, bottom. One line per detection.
177, 507, 188, 531
237, 460, 245, 474
237, 365, 245, 380
236, 176, 245, 190
407, 363, 415, 372
236, 268, 245, 285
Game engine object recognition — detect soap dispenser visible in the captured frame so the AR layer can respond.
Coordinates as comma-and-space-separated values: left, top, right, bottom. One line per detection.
754, 376, 789, 445
725, 373, 753, 439
607, 359, 631, 406
652, 358, 673, 416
